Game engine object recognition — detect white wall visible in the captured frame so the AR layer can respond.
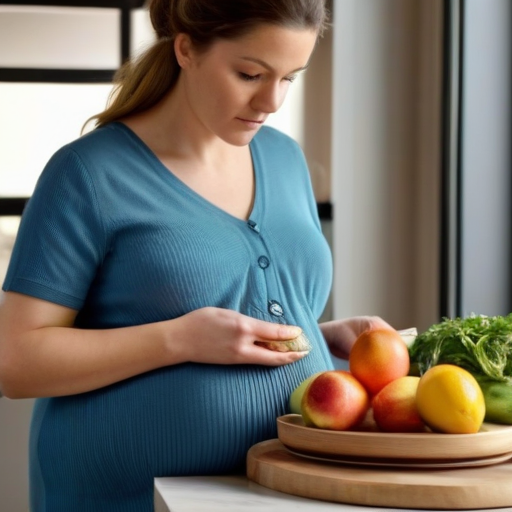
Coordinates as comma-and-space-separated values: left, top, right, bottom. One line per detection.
0, 396, 33, 512
331, 0, 443, 332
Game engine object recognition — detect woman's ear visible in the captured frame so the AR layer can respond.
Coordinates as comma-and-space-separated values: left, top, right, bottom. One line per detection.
174, 33, 193, 69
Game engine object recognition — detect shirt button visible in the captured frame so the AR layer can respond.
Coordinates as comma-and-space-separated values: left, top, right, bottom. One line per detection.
258, 256, 270, 269
247, 219, 260, 233
268, 300, 284, 317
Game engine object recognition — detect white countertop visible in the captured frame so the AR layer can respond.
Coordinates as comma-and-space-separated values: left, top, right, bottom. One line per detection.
153, 475, 512, 512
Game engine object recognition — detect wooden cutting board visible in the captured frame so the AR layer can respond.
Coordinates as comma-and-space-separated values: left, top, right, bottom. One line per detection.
247, 439, 512, 510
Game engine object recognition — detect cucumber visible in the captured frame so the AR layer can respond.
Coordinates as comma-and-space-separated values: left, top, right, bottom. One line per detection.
475, 377, 512, 425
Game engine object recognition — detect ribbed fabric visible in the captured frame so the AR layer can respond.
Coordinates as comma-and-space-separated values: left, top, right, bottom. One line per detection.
3, 123, 334, 511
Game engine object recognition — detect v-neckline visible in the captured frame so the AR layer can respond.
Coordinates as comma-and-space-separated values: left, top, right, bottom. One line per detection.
111, 121, 264, 225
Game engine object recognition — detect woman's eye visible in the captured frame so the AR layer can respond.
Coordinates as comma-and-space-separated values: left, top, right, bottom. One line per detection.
239, 72, 261, 82
238, 72, 298, 83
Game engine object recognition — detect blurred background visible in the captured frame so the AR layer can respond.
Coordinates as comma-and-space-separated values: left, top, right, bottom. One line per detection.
0, 0, 511, 510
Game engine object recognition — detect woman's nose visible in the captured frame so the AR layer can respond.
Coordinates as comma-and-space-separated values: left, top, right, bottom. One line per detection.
252, 81, 289, 114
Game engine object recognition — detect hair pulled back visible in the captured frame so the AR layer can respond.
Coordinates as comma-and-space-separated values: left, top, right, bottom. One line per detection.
88, 0, 328, 129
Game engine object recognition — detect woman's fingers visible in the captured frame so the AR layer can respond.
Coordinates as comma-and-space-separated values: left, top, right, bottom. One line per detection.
367, 315, 394, 331
248, 344, 310, 366
320, 315, 396, 361
250, 320, 302, 342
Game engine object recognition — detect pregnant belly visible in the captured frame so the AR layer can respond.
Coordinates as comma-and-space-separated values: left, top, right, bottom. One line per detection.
33, 362, 316, 493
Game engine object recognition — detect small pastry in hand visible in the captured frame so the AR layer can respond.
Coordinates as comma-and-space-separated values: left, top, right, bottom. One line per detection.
256, 332, 312, 353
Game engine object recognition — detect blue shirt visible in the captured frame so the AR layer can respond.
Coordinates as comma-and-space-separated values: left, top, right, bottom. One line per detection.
3, 123, 334, 511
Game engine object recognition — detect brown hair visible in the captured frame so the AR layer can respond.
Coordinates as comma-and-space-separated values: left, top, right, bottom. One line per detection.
86, 0, 328, 129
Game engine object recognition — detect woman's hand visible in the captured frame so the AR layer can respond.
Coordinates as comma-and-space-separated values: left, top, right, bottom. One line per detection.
319, 316, 394, 360
169, 307, 308, 366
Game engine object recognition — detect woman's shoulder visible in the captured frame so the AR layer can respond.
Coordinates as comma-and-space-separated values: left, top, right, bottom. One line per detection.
60, 122, 130, 161
253, 125, 301, 149
251, 125, 307, 171
44, 122, 142, 183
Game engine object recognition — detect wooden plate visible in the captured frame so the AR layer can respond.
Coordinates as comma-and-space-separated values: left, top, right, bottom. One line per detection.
286, 448, 512, 469
277, 414, 512, 462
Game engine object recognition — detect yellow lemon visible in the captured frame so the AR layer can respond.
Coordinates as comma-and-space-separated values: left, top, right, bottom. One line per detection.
416, 364, 485, 434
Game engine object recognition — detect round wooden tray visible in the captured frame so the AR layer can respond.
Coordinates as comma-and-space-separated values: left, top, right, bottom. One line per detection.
247, 439, 512, 510
277, 414, 512, 462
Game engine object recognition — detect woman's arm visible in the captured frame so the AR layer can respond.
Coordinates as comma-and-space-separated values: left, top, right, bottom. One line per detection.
319, 316, 394, 360
0, 291, 305, 399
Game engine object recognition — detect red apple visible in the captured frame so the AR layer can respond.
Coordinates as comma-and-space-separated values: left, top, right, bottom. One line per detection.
301, 370, 370, 430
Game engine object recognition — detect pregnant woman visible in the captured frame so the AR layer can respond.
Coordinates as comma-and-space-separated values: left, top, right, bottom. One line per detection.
0, 0, 391, 510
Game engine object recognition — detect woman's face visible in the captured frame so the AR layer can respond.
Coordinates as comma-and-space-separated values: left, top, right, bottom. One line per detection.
176, 24, 318, 146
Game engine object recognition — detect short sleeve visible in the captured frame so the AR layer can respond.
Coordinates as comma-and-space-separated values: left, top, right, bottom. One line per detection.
2, 146, 107, 309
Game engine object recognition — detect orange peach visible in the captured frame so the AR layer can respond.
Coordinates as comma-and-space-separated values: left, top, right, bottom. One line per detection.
372, 376, 426, 432
349, 328, 410, 396
301, 370, 370, 430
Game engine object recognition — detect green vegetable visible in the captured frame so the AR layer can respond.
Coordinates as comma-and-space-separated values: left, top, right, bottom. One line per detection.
409, 314, 512, 382
409, 314, 512, 424
474, 376, 512, 424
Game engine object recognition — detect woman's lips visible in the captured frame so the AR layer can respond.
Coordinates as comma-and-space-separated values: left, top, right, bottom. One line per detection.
237, 117, 265, 128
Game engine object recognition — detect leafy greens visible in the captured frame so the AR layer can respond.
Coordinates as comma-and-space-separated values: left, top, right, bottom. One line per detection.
409, 314, 512, 383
